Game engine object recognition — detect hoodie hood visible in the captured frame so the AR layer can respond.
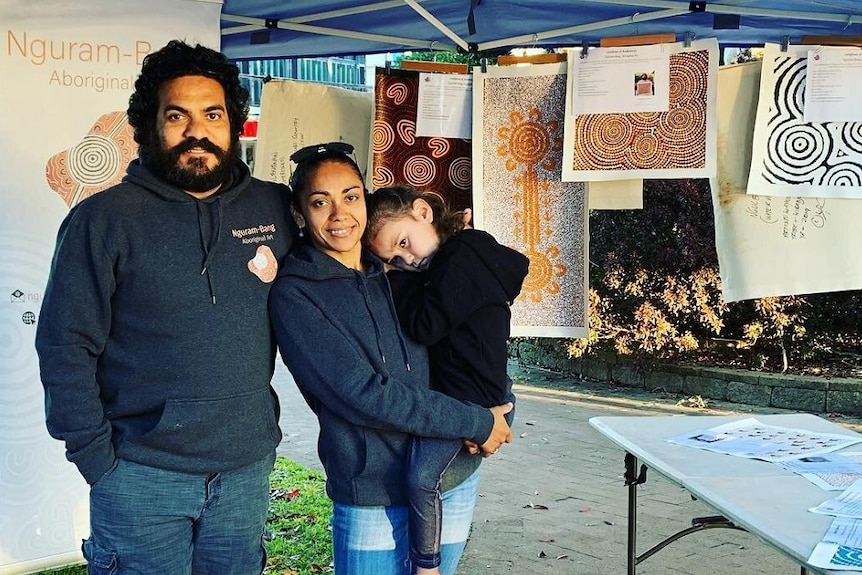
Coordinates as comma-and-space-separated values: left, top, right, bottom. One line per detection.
123, 158, 252, 204
451, 229, 530, 303
279, 242, 386, 282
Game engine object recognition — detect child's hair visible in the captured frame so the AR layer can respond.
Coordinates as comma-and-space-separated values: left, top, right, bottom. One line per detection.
364, 185, 465, 246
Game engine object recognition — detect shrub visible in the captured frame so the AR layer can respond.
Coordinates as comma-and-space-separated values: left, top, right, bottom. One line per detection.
570, 178, 862, 374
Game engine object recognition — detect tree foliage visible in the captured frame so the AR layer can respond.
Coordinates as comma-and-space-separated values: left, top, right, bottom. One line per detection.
570, 178, 862, 374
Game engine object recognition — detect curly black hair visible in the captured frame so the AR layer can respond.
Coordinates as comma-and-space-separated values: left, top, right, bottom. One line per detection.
126, 40, 249, 148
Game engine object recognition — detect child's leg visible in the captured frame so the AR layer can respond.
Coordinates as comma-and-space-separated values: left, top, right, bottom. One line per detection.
407, 436, 463, 573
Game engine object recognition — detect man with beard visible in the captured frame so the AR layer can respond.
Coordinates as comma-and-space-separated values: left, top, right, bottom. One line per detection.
35, 40, 294, 574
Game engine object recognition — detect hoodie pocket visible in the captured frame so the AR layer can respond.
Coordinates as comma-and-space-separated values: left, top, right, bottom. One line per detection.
131, 389, 281, 462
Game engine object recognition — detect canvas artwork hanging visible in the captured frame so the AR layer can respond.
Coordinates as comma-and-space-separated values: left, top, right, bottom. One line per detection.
710, 60, 862, 302
747, 43, 862, 199
372, 68, 473, 211
563, 39, 718, 182
252, 79, 373, 185
473, 62, 588, 337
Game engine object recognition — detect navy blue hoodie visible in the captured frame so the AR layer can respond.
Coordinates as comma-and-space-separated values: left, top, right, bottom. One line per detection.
268, 244, 494, 506
35, 159, 293, 484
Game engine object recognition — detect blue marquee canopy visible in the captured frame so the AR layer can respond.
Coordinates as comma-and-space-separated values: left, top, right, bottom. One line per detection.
220, 0, 862, 60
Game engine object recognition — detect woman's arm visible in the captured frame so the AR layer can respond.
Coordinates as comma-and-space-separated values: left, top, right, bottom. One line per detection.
269, 280, 511, 449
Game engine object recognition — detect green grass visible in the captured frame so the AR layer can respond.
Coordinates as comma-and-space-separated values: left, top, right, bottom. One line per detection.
35, 457, 333, 575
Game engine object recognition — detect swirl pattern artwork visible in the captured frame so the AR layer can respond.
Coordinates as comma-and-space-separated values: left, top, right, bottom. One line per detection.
475, 63, 588, 338
45, 111, 137, 207
572, 51, 708, 172
373, 69, 472, 211
748, 43, 862, 197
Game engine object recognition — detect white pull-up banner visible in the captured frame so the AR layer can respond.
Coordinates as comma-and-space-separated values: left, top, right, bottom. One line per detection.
0, 2, 221, 573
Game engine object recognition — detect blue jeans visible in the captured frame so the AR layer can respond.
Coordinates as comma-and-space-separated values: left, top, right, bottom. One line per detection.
331, 468, 479, 575
407, 437, 463, 569
84, 452, 275, 575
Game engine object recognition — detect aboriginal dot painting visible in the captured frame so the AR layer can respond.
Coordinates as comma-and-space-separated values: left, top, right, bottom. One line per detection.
476, 63, 588, 337
45, 111, 137, 207
748, 43, 862, 198
373, 68, 472, 211
572, 50, 709, 173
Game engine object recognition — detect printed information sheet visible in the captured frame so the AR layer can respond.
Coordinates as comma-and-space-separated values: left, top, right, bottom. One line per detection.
570, 44, 670, 115
804, 47, 862, 123
416, 72, 472, 138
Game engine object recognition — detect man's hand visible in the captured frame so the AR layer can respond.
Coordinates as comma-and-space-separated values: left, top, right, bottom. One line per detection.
480, 402, 513, 456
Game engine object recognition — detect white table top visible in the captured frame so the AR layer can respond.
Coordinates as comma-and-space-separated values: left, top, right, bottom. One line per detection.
590, 413, 862, 575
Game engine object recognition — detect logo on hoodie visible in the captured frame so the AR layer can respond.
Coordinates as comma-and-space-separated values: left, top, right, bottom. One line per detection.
248, 245, 278, 283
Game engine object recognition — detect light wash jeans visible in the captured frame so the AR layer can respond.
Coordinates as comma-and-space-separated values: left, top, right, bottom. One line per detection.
83, 452, 275, 575
331, 468, 480, 575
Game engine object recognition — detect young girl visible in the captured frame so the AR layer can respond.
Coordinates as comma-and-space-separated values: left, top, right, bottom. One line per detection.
268, 144, 513, 575
365, 185, 530, 575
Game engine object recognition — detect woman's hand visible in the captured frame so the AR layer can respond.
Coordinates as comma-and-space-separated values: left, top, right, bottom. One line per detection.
480, 402, 513, 456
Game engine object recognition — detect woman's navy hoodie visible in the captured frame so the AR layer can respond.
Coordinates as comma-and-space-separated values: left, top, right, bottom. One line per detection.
268, 243, 494, 506
35, 159, 293, 485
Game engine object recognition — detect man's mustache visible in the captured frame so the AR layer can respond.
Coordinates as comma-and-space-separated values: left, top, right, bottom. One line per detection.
173, 137, 223, 155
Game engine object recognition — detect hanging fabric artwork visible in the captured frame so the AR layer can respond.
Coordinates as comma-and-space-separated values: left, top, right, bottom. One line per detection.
372, 68, 473, 211
473, 62, 588, 337
252, 79, 373, 184
747, 43, 862, 198
711, 60, 862, 302
563, 39, 718, 182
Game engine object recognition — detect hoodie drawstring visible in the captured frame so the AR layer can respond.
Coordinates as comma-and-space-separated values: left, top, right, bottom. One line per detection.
196, 199, 224, 305
381, 273, 413, 372
358, 274, 387, 365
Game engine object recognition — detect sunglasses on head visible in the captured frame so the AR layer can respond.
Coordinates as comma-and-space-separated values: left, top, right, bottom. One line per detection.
290, 141, 355, 164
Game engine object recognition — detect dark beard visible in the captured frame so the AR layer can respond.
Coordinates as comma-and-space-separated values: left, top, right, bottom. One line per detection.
143, 136, 237, 194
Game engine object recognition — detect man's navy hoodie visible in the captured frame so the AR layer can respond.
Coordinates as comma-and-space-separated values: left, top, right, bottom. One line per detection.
268, 244, 494, 506
35, 159, 293, 485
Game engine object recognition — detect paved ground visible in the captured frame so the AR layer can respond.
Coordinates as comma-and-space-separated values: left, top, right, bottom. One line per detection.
273, 359, 862, 575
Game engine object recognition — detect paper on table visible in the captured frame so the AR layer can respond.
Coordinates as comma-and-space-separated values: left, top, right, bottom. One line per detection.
667, 418, 862, 462
808, 516, 862, 570
810, 480, 862, 518
779, 452, 862, 490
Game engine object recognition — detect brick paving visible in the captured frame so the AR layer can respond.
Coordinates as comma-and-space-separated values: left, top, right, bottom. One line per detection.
273, 359, 862, 575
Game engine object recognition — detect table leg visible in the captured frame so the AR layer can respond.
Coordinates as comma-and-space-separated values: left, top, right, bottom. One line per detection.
625, 452, 648, 575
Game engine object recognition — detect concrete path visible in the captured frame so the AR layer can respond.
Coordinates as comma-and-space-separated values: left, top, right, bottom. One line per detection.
273, 359, 862, 575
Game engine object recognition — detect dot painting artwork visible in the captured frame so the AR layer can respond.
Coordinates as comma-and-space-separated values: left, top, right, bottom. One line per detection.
373, 68, 473, 212
562, 39, 718, 182
573, 51, 709, 171
475, 63, 588, 338
45, 111, 137, 207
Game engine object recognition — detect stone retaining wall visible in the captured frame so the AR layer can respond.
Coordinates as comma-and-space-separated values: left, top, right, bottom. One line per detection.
510, 338, 862, 416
